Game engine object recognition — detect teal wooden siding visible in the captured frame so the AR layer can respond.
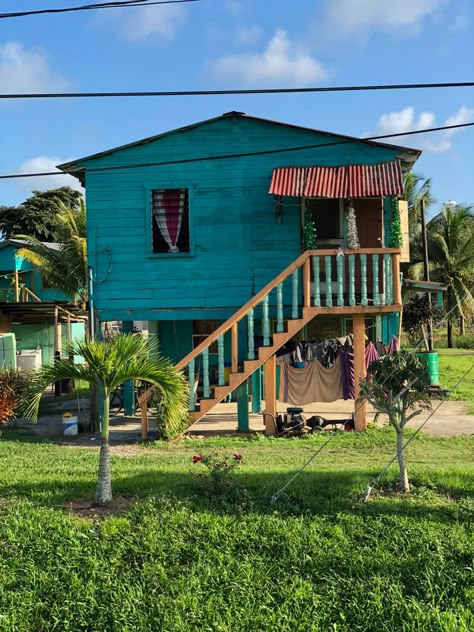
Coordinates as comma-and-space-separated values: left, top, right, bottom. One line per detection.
78, 116, 403, 323
0, 243, 70, 302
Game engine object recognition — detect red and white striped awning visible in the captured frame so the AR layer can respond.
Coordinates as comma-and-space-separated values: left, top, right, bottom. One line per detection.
269, 160, 404, 198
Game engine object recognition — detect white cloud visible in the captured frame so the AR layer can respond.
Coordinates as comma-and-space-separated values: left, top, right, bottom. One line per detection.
233, 25, 263, 47
209, 29, 327, 87
120, 4, 187, 41
368, 105, 474, 153
0, 42, 69, 93
16, 157, 84, 196
324, 0, 448, 35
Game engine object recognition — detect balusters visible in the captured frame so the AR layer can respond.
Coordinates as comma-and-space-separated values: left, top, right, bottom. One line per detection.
360, 254, 368, 306
202, 348, 210, 398
313, 256, 321, 306
276, 283, 284, 332
263, 295, 270, 345
292, 269, 299, 318
325, 256, 333, 306
248, 309, 255, 360
188, 358, 195, 411
372, 254, 380, 306
384, 253, 392, 304
337, 253, 344, 306
348, 254, 355, 306
218, 335, 225, 386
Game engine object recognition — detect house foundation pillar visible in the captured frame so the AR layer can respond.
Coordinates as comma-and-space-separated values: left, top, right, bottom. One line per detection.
251, 367, 262, 413
122, 321, 135, 416
264, 354, 277, 435
236, 380, 249, 432
353, 313, 367, 431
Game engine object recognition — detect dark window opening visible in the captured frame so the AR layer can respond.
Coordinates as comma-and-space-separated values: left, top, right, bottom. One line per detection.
151, 189, 190, 254
193, 320, 221, 354
306, 198, 341, 240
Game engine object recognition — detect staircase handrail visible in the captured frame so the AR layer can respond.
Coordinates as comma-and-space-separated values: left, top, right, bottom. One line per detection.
139, 246, 401, 405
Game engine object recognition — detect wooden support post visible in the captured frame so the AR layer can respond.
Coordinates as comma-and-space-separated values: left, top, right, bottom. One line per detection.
353, 313, 367, 431
122, 321, 135, 416
264, 354, 277, 435
393, 253, 401, 305
303, 257, 311, 308
251, 367, 262, 413
13, 269, 19, 303
231, 323, 238, 373
237, 380, 249, 432
54, 306, 62, 396
141, 400, 149, 441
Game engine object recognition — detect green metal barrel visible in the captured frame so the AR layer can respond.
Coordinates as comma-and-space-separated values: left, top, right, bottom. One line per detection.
416, 351, 439, 386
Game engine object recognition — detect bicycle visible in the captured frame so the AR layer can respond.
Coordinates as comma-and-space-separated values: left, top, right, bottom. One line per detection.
109, 380, 151, 416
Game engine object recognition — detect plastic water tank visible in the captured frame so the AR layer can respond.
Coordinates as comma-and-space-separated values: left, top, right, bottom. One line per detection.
16, 348, 42, 371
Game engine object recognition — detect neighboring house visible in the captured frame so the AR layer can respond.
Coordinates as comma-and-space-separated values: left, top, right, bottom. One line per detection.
59, 111, 420, 431
0, 240, 86, 368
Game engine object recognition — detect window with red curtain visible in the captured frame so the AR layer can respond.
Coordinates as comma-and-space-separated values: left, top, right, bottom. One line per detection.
151, 189, 190, 253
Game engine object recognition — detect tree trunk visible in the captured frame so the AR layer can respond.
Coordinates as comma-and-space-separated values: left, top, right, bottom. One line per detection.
95, 395, 112, 506
396, 429, 410, 493
447, 320, 453, 349
459, 315, 465, 335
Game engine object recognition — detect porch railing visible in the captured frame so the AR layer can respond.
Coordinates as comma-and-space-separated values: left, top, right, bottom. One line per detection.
139, 248, 401, 413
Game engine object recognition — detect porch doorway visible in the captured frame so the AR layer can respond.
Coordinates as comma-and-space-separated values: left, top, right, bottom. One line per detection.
302, 198, 343, 250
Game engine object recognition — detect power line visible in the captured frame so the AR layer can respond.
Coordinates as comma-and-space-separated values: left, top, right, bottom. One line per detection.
0, 121, 472, 181
0, 0, 198, 20
1, 81, 474, 99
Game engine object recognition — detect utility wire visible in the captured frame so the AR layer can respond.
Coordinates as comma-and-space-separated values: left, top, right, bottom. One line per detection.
1, 81, 474, 99
363, 362, 474, 502
0, 0, 198, 19
1, 121, 473, 181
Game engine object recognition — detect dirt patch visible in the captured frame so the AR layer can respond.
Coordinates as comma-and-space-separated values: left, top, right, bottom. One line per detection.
63, 496, 136, 519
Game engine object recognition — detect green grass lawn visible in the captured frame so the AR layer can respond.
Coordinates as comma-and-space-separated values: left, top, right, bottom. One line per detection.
438, 354, 474, 412
0, 428, 473, 631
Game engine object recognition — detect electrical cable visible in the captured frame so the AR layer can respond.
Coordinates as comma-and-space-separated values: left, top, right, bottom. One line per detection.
0, 0, 198, 19
269, 281, 474, 504
1, 81, 474, 98
363, 362, 474, 502
1, 121, 473, 181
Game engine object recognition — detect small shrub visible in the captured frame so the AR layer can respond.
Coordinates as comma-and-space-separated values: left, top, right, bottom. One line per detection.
0, 369, 28, 423
192, 452, 245, 499
455, 334, 474, 349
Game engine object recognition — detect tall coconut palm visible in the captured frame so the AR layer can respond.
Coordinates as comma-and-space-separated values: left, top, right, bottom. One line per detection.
409, 205, 474, 347
22, 334, 189, 505
16, 200, 87, 308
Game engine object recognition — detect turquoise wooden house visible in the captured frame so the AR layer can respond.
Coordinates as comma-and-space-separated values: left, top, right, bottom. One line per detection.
0, 239, 86, 368
59, 112, 419, 433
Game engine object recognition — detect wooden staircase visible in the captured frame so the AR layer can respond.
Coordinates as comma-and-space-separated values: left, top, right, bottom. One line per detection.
191, 308, 318, 423
139, 248, 402, 437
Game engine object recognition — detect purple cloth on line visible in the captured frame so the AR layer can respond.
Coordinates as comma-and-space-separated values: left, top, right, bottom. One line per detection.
340, 350, 355, 400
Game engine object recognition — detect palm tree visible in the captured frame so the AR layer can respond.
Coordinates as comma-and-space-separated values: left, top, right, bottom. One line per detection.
16, 200, 87, 308
22, 334, 189, 505
402, 172, 435, 262
409, 205, 474, 347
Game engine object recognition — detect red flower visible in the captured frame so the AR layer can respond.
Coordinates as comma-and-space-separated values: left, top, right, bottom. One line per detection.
193, 455, 203, 463
233, 454, 242, 461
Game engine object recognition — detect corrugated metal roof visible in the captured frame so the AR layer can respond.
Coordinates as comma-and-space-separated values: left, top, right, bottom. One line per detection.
269, 160, 404, 197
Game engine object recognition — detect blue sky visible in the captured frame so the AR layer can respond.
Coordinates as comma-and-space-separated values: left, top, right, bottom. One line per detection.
1, 0, 473, 217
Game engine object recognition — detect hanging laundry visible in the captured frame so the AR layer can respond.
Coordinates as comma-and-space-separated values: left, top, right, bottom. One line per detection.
388, 335, 399, 353
365, 341, 380, 371
278, 357, 343, 405
340, 351, 354, 400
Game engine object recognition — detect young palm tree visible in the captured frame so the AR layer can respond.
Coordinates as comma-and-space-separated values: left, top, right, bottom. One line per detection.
16, 200, 87, 308
22, 334, 189, 505
409, 205, 474, 347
